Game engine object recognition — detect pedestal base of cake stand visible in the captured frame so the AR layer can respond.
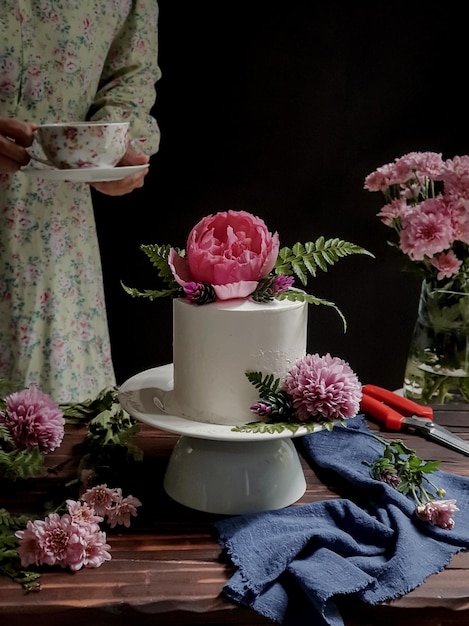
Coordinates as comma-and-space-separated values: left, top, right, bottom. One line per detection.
118, 365, 310, 515
163, 435, 306, 515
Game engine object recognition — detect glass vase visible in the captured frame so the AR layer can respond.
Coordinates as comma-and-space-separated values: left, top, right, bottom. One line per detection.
403, 280, 469, 405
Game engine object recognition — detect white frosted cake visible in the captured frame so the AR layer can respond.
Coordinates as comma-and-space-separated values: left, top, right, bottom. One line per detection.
123, 210, 367, 428
167, 296, 308, 426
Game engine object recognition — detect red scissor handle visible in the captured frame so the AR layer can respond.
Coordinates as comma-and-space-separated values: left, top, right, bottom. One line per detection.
360, 394, 406, 430
363, 385, 433, 419
360, 384, 434, 430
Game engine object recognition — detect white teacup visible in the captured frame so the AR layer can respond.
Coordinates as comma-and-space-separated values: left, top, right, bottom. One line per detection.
32, 121, 130, 170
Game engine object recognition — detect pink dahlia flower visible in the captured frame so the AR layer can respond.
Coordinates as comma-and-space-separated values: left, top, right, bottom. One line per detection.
0, 386, 64, 453
282, 353, 362, 421
168, 210, 280, 301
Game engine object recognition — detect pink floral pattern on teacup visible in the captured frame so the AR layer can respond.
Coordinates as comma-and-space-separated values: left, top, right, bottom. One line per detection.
35, 122, 129, 169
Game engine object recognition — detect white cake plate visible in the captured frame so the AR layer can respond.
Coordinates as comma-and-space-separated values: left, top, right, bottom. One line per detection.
118, 364, 311, 515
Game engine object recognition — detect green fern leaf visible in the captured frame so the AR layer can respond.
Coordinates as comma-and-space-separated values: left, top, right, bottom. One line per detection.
121, 244, 183, 300
0, 448, 47, 481
275, 239, 374, 285
303, 254, 320, 276
231, 419, 346, 434
121, 282, 182, 301
141, 243, 183, 279
278, 290, 347, 331
245, 371, 281, 397
291, 260, 308, 285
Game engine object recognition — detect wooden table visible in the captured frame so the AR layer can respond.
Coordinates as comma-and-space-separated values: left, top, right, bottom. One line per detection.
1, 405, 469, 626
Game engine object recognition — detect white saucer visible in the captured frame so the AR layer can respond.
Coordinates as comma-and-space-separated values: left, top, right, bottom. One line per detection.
118, 364, 319, 442
22, 163, 149, 182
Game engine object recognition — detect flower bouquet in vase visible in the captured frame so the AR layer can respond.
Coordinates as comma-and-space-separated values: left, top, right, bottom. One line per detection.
365, 152, 469, 405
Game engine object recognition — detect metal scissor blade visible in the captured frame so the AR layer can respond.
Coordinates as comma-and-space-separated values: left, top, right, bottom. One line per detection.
405, 416, 469, 456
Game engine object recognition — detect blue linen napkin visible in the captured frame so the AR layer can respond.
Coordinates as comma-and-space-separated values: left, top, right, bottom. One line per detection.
214, 415, 469, 626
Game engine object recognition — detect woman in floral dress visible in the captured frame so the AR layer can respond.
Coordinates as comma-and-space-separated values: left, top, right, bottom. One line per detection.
0, 1, 161, 402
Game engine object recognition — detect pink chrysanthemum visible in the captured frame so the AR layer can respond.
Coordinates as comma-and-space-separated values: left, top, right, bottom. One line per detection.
15, 520, 44, 568
430, 250, 462, 280
81, 484, 119, 516
15, 510, 112, 571
415, 499, 459, 530
393, 151, 444, 182
365, 151, 469, 289
377, 197, 409, 227
66, 499, 104, 527
399, 198, 454, 261
0, 386, 64, 453
76, 525, 111, 569
441, 155, 469, 197
15, 513, 85, 569
282, 353, 362, 421
106, 493, 143, 528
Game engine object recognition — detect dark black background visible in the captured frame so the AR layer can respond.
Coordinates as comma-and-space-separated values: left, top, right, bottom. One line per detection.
93, 2, 469, 391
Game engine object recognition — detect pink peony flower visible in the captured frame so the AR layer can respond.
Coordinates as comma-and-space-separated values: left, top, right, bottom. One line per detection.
168, 210, 280, 301
0, 386, 64, 453
282, 353, 362, 421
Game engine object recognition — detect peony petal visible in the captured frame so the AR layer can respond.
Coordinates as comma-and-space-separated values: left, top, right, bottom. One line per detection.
213, 281, 258, 300
260, 231, 280, 276
168, 248, 193, 287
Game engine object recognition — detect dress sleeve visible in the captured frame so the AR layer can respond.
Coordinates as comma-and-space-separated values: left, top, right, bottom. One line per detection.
88, 0, 161, 156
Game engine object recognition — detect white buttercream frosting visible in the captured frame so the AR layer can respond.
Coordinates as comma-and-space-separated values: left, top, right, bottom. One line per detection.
169, 297, 308, 426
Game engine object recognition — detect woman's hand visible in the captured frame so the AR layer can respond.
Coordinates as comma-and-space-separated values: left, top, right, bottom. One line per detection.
0, 118, 37, 172
90, 141, 151, 196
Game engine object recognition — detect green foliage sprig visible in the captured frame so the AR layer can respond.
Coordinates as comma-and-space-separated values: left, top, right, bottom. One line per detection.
363, 435, 444, 501
60, 386, 143, 484
0, 509, 40, 592
121, 244, 183, 301
121, 237, 374, 331
0, 409, 49, 481
274, 239, 373, 282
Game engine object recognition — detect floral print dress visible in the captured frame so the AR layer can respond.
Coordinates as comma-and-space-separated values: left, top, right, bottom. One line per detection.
0, 1, 161, 402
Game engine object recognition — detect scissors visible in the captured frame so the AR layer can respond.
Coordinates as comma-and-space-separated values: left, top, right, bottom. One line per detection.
360, 384, 469, 456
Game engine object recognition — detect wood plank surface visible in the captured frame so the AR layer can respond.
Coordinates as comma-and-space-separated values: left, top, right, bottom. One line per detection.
1, 406, 469, 626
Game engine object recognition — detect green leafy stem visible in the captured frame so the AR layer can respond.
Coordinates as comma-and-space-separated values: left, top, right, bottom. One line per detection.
121, 238, 374, 331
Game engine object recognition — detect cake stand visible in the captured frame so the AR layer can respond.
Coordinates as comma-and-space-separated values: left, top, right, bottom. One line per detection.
118, 364, 318, 515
